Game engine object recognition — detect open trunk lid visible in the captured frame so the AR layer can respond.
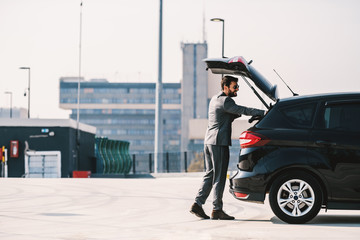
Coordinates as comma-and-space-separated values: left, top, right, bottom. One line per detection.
204, 56, 279, 101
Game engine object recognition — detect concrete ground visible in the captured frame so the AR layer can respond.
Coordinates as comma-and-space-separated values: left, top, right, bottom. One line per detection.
0, 175, 359, 239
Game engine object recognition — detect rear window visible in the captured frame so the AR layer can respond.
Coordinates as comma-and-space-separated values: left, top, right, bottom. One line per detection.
280, 103, 316, 128
323, 102, 360, 132
257, 102, 316, 129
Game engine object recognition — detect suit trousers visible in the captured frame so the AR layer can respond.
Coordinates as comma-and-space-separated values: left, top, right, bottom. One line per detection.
195, 144, 230, 210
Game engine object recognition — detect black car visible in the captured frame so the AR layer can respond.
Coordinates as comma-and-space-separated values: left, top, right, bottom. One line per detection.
205, 56, 360, 224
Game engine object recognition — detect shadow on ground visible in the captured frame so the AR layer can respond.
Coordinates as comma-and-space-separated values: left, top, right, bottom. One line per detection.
270, 215, 360, 226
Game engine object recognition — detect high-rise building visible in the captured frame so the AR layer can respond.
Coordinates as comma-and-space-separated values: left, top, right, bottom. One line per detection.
181, 42, 242, 171
181, 42, 209, 153
59, 78, 181, 154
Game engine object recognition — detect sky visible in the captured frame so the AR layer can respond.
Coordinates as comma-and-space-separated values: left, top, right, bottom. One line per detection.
1, 0, 360, 118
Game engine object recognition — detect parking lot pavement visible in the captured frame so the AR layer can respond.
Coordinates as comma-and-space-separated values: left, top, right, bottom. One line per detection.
0, 176, 359, 240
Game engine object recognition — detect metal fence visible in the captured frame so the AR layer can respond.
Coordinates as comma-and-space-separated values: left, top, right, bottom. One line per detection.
131, 151, 206, 174
95, 145, 240, 175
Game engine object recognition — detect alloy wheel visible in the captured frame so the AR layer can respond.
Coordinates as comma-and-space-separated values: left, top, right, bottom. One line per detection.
269, 171, 323, 224
277, 179, 315, 217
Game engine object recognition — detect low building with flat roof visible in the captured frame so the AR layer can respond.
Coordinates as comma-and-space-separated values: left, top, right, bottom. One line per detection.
0, 119, 96, 177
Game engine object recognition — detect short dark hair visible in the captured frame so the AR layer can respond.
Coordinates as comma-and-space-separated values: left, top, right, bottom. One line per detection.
221, 75, 238, 90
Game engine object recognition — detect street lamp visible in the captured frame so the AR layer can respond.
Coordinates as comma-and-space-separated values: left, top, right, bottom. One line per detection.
154, 0, 163, 173
4, 91, 12, 118
210, 18, 225, 58
19, 67, 31, 118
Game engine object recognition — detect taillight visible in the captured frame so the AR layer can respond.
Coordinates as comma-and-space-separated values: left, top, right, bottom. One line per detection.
234, 192, 249, 199
239, 131, 269, 148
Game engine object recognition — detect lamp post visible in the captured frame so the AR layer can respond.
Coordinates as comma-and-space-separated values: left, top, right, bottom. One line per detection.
4, 91, 12, 118
75, 0, 84, 172
154, 0, 163, 173
19, 67, 30, 118
210, 18, 225, 58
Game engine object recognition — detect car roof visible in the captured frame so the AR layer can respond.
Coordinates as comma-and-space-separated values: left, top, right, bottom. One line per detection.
278, 92, 360, 105
203, 55, 360, 108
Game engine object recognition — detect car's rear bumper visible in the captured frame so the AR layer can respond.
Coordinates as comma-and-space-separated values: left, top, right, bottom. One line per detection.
229, 187, 265, 203
229, 170, 267, 203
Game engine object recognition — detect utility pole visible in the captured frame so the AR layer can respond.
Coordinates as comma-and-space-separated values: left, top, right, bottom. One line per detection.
154, 0, 163, 173
76, 0, 83, 171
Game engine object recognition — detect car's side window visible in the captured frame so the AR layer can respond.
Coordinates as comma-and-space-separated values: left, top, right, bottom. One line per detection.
280, 103, 316, 128
323, 103, 360, 132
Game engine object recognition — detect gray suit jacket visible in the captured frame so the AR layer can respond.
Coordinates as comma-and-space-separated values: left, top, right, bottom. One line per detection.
204, 91, 265, 146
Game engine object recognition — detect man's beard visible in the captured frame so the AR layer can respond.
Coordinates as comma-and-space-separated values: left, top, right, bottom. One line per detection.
229, 91, 237, 97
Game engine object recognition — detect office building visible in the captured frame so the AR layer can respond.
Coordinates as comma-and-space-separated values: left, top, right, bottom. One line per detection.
59, 78, 181, 154
58, 42, 242, 172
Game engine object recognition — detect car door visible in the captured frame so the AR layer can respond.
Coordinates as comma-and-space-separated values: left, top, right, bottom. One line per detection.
310, 99, 360, 202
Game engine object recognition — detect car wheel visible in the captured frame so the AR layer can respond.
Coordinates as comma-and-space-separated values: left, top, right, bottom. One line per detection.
269, 171, 323, 224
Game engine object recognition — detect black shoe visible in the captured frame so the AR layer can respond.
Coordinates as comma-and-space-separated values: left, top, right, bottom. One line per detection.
190, 203, 210, 219
211, 209, 235, 220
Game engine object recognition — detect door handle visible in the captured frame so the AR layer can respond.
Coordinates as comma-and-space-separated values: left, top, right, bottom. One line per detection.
315, 140, 337, 147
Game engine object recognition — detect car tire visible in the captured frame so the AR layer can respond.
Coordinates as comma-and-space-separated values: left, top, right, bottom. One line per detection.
269, 171, 323, 224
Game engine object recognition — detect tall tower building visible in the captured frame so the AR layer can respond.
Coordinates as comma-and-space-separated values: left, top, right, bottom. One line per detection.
181, 42, 208, 153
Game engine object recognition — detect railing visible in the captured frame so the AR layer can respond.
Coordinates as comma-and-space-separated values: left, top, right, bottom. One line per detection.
95, 137, 208, 174
130, 151, 206, 174
95, 137, 240, 175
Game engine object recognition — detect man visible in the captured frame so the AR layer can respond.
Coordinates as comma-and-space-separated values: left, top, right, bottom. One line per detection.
190, 75, 265, 220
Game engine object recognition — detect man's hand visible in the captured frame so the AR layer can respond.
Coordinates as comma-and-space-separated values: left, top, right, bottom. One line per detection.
248, 115, 263, 123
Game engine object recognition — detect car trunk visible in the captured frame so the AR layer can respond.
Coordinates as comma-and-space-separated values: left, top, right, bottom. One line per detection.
204, 56, 279, 108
